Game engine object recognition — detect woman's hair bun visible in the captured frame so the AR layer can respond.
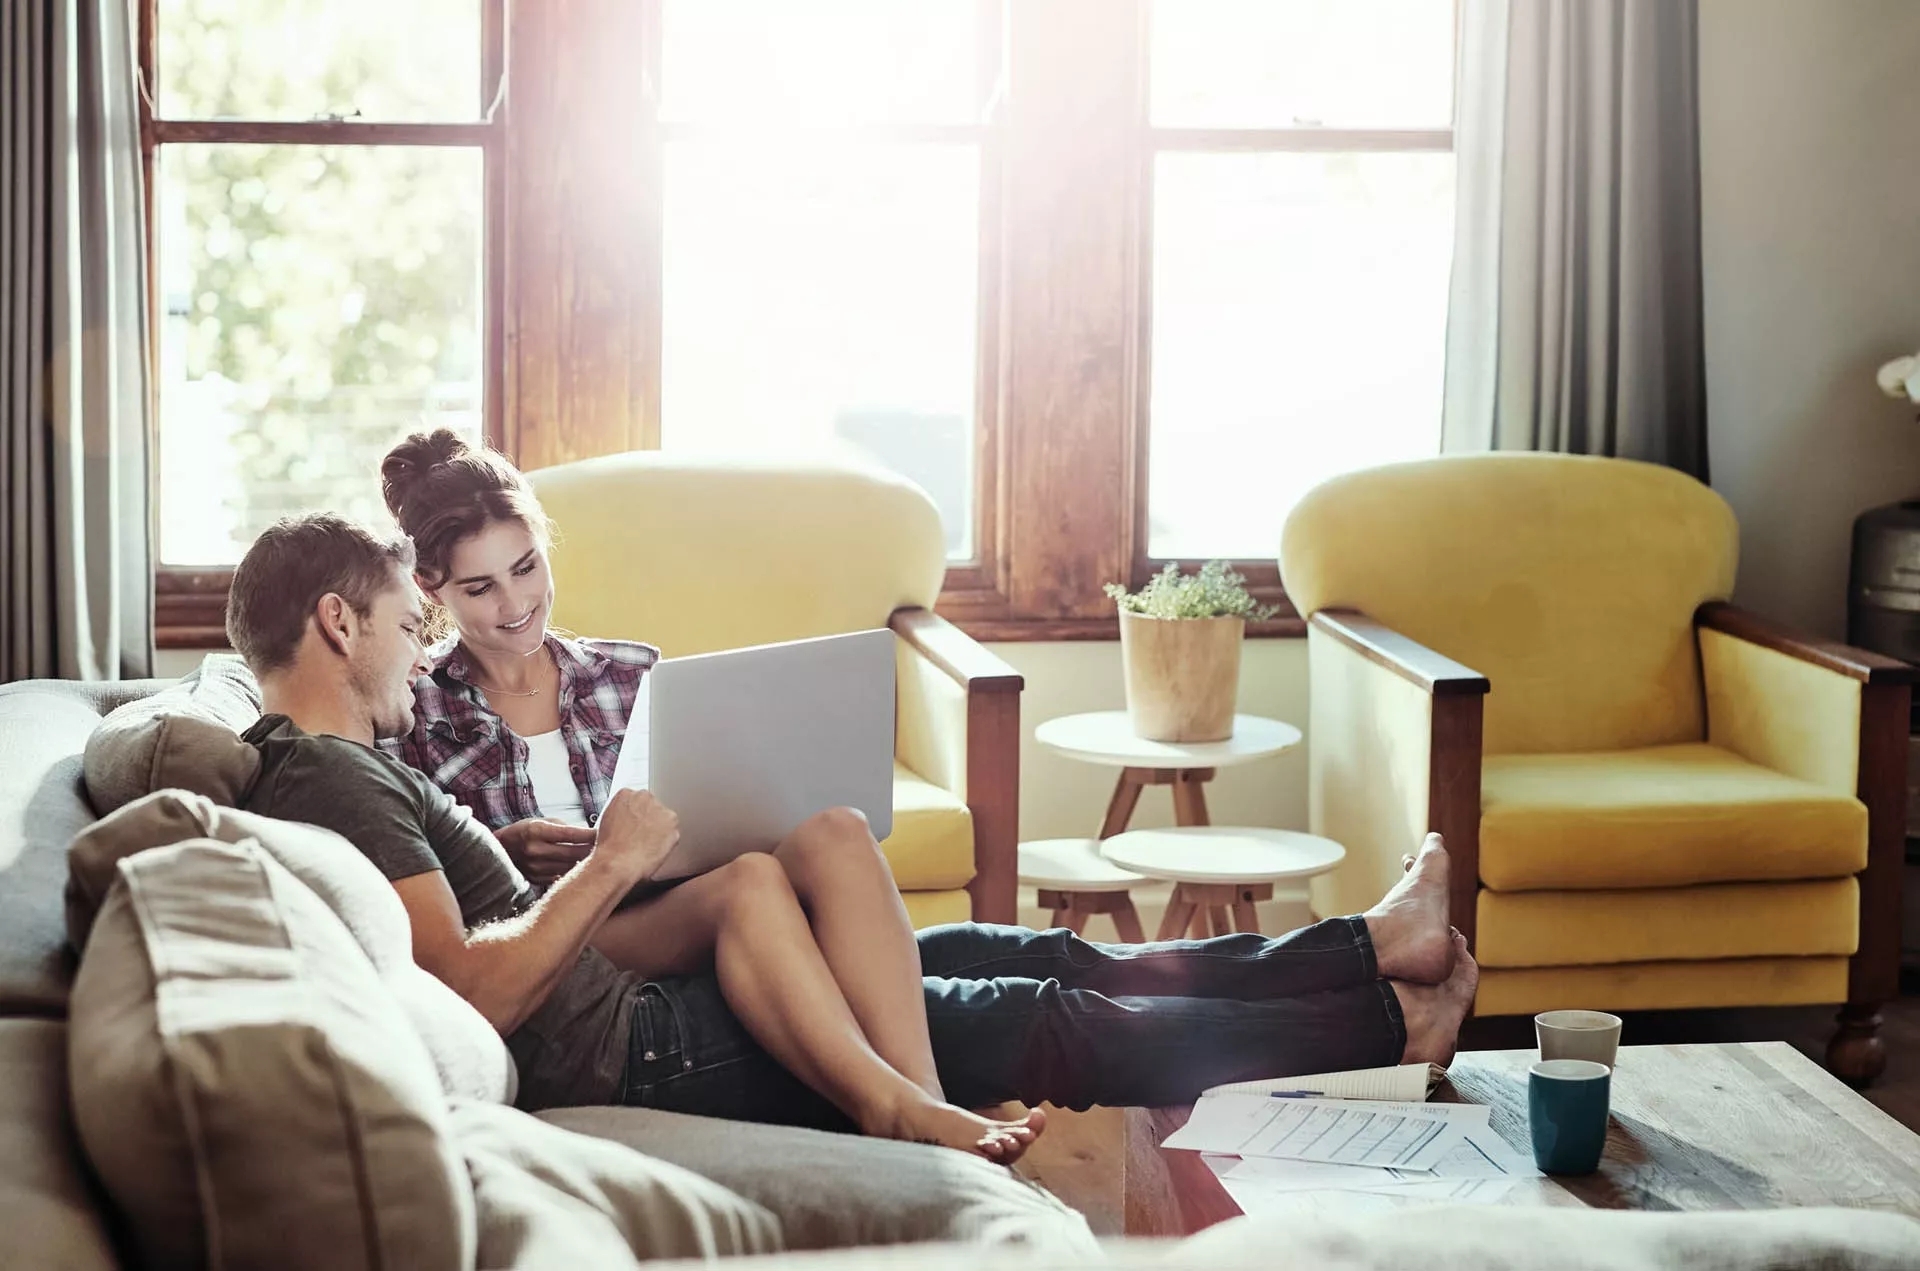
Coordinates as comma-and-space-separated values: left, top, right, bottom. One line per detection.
381, 428, 471, 520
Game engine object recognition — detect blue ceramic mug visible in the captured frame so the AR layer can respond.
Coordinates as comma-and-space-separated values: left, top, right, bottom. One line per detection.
1528, 1058, 1611, 1175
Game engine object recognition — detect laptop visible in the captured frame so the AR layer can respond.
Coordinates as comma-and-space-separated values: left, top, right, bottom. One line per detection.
606, 628, 895, 881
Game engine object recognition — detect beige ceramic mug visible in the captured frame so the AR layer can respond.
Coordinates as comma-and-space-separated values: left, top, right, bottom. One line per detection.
1535, 1010, 1623, 1068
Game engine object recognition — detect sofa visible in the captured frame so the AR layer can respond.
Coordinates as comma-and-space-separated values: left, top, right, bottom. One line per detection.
6, 673, 1920, 1269
1280, 453, 1913, 1083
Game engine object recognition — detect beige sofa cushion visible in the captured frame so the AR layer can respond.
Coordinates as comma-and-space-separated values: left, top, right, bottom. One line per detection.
538, 1105, 1098, 1255
67, 789, 514, 1104
453, 1099, 782, 1266
0, 1019, 120, 1271
81, 655, 261, 814
68, 838, 475, 1271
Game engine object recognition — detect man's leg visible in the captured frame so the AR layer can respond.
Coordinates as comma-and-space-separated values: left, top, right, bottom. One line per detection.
915, 919, 1377, 1000
925, 936, 1477, 1112
916, 834, 1459, 999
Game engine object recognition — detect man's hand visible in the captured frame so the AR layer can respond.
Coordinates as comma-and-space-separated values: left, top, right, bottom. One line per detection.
591, 788, 680, 885
495, 818, 596, 885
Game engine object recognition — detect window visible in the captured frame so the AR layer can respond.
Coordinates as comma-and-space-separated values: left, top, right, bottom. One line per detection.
652, 0, 996, 562
150, 0, 1457, 645
144, 0, 501, 638
1143, 0, 1457, 561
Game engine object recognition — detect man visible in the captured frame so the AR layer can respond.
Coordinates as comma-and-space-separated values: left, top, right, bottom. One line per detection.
224, 514, 1476, 1147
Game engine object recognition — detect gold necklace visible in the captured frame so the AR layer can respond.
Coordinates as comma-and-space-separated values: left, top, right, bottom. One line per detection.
469, 648, 554, 699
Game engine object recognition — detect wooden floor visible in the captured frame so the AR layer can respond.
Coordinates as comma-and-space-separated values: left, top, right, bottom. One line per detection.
1014, 988, 1920, 1235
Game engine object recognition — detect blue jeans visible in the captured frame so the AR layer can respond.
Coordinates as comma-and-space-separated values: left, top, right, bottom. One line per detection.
618, 919, 1406, 1130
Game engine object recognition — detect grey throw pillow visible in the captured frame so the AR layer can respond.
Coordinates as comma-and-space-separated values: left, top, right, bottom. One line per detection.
82, 655, 262, 814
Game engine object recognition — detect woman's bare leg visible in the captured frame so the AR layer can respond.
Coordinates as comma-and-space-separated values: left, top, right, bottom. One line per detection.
591, 853, 1044, 1161
772, 807, 944, 1099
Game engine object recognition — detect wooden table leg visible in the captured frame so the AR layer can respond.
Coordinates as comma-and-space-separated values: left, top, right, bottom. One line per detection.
1100, 772, 1147, 839
1207, 905, 1232, 936
1170, 769, 1212, 827
1230, 897, 1260, 934
1158, 890, 1197, 941
1111, 896, 1147, 943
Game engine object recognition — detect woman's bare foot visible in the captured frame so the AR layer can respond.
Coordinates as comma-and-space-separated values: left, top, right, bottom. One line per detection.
1364, 833, 1455, 983
1392, 932, 1478, 1067
876, 1098, 1048, 1165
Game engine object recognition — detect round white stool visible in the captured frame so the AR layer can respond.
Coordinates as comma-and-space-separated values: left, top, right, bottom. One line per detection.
1017, 838, 1150, 942
1101, 826, 1346, 940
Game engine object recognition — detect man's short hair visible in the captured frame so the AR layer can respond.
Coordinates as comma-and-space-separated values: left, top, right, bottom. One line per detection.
226, 514, 417, 674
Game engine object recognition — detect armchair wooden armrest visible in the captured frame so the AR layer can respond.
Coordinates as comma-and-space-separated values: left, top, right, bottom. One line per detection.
890, 607, 1023, 923
1695, 601, 1914, 1081
1310, 610, 1490, 949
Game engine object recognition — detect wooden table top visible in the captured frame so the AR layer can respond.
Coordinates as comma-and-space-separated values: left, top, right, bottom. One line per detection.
1125, 1043, 1920, 1235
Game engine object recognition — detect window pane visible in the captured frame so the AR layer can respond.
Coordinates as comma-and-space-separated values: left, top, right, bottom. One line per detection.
661, 0, 984, 125
661, 142, 979, 560
1147, 151, 1453, 560
1152, 0, 1454, 129
156, 145, 483, 565
158, 0, 482, 121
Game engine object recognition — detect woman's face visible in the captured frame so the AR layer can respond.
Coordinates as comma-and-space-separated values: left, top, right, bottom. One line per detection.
430, 518, 555, 660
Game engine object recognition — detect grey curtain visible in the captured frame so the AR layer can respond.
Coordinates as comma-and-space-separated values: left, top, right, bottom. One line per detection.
1, 0, 153, 681
1442, 0, 1709, 480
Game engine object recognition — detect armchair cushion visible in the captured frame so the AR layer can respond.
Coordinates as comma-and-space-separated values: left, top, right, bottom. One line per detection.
1281, 453, 1737, 755
1479, 744, 1866, 891
1476, 878, 1858, 968
882, 763, 975, 893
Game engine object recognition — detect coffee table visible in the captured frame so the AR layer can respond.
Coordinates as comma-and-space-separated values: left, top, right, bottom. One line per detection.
1122, 1043, 1920, 1235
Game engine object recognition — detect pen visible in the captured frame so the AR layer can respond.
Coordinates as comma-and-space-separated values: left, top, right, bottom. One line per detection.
1268, 1091, 1318, 1099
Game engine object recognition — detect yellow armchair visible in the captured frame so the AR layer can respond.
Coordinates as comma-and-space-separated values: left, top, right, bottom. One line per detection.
1280, 453, 1912, 1082
525, 451, 1022, 927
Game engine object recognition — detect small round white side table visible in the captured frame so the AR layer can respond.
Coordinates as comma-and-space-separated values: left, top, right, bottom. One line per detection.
1034, 712, 1303, 834
1016, 838, 1150, 942
1101, 826, 1346, 940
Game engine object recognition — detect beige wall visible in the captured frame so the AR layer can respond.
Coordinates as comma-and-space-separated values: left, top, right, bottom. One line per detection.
1699, 0, 1920, 638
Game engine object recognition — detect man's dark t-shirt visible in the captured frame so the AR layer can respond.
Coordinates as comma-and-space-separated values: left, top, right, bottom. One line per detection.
241, 714, 636, 1109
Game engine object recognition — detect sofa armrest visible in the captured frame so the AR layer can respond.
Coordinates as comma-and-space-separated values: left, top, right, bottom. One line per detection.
889, 608, 1023, 924
1696, 602, 1913, 1008
1307, 611, 1488, 949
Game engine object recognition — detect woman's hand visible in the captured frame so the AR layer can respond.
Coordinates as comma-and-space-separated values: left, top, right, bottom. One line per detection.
496, 818, 597, 885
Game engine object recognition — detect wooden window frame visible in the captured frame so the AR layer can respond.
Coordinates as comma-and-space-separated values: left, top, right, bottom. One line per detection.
150, 0, 1451, 649
143, 0, 508, 647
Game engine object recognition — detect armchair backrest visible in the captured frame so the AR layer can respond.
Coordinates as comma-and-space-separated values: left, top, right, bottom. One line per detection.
1281, 453, 1738, 755
526, 451, 946, 656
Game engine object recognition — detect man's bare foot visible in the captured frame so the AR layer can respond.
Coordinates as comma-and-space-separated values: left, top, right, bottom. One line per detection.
1364, 833, 1454, 983
1393, 932, 1478, 1067
876, 1098, 1048, 1165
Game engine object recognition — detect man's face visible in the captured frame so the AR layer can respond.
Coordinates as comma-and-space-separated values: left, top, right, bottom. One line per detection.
347, 573, 432, 740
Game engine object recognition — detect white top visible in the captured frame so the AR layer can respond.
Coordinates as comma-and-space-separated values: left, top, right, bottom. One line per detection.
1034, 712, 1302, 770
1017, 838, 1149, 892
1100, 826, 1346, 885
523, 729, 587, 825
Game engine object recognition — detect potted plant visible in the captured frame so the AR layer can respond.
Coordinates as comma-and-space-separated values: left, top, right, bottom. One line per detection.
1104, 561, 1279, 743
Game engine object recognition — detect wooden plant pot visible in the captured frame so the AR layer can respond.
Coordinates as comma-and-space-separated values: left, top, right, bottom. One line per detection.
1118, 612, 1243, 742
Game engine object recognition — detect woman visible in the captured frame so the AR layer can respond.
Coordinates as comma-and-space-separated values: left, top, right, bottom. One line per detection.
378, 429, 1044, 1162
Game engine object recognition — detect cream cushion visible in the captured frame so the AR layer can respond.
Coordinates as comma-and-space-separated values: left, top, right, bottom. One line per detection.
66, 790, 515, 1105
453, 1100, 783, 1265
68, 839, 475, 1270
81, 654, 261, 813
538, 1104, 1099, 1254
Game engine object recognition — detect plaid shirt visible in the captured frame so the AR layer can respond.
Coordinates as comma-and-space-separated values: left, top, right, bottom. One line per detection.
380, 633, 658, 833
